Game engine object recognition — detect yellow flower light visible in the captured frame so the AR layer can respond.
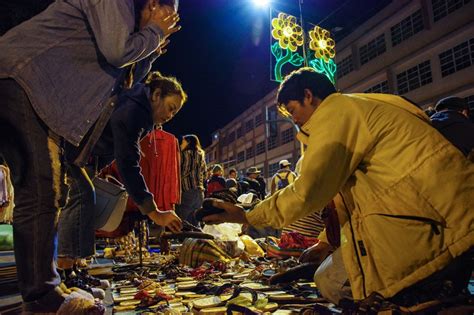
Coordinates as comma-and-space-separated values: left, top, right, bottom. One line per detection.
309, 26, 335, 63
271, 13, 304, 52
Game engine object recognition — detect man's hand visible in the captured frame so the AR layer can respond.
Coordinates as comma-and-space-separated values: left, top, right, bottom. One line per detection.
299, 241, 331, 264
202, 199, 248, 225
148, 210, 182, 233
150, 6, 181, 38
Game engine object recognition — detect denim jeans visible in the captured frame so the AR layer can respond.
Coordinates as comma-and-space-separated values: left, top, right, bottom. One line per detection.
57, 164, 96, 259
176, 189, 204, 226
0, 79, 63, 305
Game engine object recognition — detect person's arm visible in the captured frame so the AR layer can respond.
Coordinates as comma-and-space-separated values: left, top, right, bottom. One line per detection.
200, 152, 207, 188
79, 0, 168, 68
110, 105, 154, 212
245, 98, 374, 228
111, 105, 182, 231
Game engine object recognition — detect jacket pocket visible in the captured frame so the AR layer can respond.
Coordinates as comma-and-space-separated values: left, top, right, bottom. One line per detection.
356, 213, 445, 296
368, 175, 446, 226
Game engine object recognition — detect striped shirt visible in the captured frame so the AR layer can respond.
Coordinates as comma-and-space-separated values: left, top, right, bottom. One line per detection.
181, 149, 207, 191
282, 211, 325, 239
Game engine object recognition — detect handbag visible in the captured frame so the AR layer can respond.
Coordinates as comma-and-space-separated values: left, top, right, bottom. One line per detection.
93, 175, 128, 232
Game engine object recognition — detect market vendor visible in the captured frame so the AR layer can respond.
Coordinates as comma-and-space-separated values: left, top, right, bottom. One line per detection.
203, 68, 474, 308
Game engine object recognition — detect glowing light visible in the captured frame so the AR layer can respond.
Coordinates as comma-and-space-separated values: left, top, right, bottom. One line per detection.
252, 0, 270, 8
308, 26, 335, 63
318, 39, 327, 49
309, 58, 337, 84
271, 13, 303, 52
283, 26, 293, 37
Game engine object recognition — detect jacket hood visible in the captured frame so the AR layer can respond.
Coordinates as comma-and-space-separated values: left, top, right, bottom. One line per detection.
120, 83, 152, 113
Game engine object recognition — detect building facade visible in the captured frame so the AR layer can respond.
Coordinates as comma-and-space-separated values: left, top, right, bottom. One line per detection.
205, 0, 474, 183
205, 90, 302, 184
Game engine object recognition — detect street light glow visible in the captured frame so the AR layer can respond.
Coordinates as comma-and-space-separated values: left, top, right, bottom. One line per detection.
252, 0, 270, 8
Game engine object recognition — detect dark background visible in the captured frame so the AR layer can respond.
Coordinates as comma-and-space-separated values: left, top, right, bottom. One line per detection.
0, 0, 390, 147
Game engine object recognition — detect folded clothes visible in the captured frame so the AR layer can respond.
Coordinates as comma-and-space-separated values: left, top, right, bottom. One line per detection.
278, 232, 319, 249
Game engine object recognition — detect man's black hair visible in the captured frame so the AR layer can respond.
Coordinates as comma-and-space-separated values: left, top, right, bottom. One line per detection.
277, 67, 336, 106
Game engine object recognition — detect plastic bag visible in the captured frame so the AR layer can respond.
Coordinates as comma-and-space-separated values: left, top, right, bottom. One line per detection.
240, 234, 265, 257
202, 223, 245, 257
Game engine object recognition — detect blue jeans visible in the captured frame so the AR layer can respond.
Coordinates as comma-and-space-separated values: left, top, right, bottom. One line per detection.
57, 164, 96, 258
176, 189, 204, 227
0, 79, 63, 308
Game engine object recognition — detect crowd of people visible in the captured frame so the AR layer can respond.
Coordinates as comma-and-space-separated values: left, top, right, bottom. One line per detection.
0, 0, 472, 314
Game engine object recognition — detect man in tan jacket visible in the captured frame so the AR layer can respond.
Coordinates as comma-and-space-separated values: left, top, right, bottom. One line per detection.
204, 68, 473, 307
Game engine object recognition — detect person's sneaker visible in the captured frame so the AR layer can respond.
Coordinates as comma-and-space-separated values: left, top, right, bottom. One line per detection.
64, 276, 105, 300
76, 269, 110, 289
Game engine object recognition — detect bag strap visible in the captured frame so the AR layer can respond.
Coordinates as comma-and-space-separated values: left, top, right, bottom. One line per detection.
104, 174, 125, 188
73, 95, 118, 167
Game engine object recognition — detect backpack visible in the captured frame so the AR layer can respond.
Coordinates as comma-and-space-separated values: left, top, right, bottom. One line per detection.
206, 177, 225, 197
276, 172, 290, 190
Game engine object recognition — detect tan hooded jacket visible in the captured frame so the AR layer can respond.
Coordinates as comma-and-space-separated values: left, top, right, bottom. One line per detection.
246, 93, 473, 300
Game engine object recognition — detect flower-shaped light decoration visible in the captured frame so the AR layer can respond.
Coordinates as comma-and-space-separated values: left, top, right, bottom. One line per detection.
271, 13, 304, 52
308, 26, 335, 63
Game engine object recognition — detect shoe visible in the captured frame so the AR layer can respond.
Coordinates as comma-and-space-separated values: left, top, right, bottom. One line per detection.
64, 276, 106, 300
76, 269, 110, 289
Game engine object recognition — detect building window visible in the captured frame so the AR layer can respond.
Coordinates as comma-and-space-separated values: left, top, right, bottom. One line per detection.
359, 34, 386, 65
364, 80, 389, 93
466, 95, 474, 112
245, 119, 254, 133
439, 38, 474, 77
266, 105, 279, 137
237, 151, 245, 163
246, 147, 254, 159
396, 60, 432, 94
390, 10, 424, 47
227, 131, 235, 144
268, 162, 280, 177
236, 125, 243, 138
256, 141, 266, 155
228, 155, 234, 166
281, 128, 294, 145
267, 136, 279, 151
337, 55, 354, 79
432, 0, 471, 22
255, 113, 263, 127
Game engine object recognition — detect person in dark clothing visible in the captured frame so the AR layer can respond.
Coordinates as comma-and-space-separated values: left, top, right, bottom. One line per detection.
0, 1, 181, 311
206, 164, 226, 197
57, 71, 186, 288
430, 96, 474, 160
240, 167, 265, 199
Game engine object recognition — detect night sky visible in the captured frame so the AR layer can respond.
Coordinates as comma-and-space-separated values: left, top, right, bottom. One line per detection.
0, 0, 391, 147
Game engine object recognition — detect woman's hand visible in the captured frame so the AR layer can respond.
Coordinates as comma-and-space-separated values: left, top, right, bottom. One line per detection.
150, 6, 181, 38
148, 210, 182, 233
299, 241, 332, 264
202, 199, 249, 225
